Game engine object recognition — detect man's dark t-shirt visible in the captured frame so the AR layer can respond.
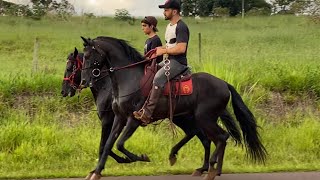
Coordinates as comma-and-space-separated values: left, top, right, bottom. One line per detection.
144, 35, 162, 63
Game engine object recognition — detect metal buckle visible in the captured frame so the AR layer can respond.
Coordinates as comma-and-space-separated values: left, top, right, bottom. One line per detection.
92, 68, 101, 77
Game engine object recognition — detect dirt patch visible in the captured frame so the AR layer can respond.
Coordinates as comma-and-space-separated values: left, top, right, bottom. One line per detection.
256, 91, 320, 123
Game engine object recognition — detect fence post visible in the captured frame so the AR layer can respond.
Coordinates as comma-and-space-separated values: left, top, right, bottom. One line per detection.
198, 32, 202, 63
32, 37, 39, 74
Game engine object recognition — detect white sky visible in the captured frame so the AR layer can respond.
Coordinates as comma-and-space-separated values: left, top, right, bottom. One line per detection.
6, 0, 165, 17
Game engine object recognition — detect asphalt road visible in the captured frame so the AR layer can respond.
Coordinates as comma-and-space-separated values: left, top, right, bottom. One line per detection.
39, 172, 320, 180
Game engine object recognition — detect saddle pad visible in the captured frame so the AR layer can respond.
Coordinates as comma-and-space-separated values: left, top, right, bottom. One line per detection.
163, 79, 193, 96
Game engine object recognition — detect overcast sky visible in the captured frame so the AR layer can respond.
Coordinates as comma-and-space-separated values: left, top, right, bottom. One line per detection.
7, 0, 165, 17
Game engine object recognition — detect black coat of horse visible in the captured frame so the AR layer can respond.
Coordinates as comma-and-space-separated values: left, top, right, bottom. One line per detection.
61, 48, 242, 178
80, 36, 267, 180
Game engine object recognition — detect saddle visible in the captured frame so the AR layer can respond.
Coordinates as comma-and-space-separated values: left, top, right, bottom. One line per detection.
140, 57, 193, 98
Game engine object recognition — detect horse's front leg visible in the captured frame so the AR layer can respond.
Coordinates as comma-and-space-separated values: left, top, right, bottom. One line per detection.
98, 112, 132, 164
86, 115, 126, 180
116, 116, 150, 162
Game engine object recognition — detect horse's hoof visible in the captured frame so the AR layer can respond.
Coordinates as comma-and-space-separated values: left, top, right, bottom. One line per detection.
169, 155, 177, 166
90, 173, 102, 180
204, 169, 218, 180
191, 170, 203, 176
85, 172, 93, 180
141, 154, 151, 162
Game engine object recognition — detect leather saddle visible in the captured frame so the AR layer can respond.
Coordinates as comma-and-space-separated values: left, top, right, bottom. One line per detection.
140, 57, 193, 98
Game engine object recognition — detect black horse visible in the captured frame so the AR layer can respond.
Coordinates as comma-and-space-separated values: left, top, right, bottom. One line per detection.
61, 48, 242, 177
80, 36, 267, 180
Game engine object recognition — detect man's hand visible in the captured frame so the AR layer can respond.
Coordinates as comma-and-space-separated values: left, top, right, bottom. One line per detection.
156, 47, 167, 57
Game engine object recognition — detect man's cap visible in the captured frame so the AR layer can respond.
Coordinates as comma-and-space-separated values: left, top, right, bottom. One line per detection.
158, 0, 181, 11
141, 16, 158, 32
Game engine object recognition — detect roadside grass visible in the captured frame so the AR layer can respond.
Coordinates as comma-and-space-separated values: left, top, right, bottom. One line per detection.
0, 15, 320, 178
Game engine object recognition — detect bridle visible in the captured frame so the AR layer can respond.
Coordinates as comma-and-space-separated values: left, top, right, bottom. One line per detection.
82, 45, 157, 98
63, 55, 83, 89
83, 47, 156, 74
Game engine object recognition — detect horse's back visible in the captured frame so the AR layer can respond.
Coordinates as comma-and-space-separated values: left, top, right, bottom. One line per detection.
191, 72, 230, 101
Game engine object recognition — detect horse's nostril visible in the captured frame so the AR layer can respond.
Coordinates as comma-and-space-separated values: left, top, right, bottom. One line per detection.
61, 90, 64, 95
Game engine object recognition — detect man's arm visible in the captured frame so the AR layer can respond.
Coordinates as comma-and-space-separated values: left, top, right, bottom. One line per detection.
156, 43, 187, 56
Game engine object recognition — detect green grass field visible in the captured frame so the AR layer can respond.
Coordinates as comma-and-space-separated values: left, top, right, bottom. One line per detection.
0, 15, 319, 179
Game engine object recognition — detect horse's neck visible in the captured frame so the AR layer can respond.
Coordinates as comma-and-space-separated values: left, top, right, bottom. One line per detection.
90, 77, 112, 101
110, 65, 145, 101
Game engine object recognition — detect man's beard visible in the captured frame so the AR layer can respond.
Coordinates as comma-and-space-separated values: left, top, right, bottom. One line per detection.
164, 13, 172, 20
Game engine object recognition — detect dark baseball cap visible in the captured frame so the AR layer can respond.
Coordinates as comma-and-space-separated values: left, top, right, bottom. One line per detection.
141, 16, 158, 32
158, 0, 181, 11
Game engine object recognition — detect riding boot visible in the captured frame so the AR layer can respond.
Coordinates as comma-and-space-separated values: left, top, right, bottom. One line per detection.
133, 85, 163, 124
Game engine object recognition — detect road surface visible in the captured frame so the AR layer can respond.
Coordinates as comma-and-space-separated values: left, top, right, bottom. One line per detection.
39, 172, 320, 180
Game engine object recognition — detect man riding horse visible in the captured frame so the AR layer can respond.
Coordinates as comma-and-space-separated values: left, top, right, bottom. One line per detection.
133, 0, 190, 124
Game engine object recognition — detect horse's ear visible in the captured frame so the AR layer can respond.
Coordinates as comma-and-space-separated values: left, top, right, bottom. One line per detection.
81, 36, 89, 46
74, 47, 78, 58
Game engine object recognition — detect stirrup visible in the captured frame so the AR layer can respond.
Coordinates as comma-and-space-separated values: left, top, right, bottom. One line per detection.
134, 109, 145, 120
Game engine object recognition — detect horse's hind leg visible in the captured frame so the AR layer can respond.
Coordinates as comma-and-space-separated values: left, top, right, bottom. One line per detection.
116, 117, 150, 162
207, 127, 228, 180
171, 115, 211, 176
196, 114, 228, 180
192, 130, 210, 176
211, 128, 229, 176
169, 134, 195, 166
169, 115, 196, 166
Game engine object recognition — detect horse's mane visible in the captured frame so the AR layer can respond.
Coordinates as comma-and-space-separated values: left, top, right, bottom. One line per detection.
95, 36, 144, 62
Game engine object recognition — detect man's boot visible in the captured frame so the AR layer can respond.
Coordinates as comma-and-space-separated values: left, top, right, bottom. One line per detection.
133, 85, 162, 124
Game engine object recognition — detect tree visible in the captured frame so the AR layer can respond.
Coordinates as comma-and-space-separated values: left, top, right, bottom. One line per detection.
181, 0, 196, 16
0, 0, 31, 16
30, 0, 46, 19
212, 0, 271, 16
182, 0, 271, 16
196, 0, 215, 16
114, 9, 135, 25
49, 0, 75, 19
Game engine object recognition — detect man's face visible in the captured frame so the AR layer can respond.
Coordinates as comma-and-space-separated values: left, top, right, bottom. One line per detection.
141, 22, 152, 35
163, 8, 174, 20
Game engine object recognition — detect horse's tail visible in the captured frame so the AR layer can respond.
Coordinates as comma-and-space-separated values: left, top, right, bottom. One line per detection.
219, 110, 242, 145
227, 83, 267, 163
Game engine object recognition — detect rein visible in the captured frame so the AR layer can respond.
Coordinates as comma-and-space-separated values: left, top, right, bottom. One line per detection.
102, 48, 157, 73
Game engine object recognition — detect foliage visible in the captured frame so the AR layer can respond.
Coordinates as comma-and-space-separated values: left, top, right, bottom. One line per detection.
114, 8, 135, 25
0, 0, 75, 20
246, 7, 272, 16
0, 0, 31, 16
49, 0, 75, 20
213, 7, 230, 17
181, 0, 271, 16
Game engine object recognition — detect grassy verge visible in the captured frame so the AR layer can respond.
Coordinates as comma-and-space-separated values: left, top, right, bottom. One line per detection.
0, 15, 320, 178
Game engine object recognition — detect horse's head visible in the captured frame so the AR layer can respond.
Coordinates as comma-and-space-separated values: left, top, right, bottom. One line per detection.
80, 36, 145, 89
80, 37, 108, 88
61, 47, 83, 97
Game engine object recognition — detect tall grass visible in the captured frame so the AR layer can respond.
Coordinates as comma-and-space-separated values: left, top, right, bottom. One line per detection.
0, 15, 319, 178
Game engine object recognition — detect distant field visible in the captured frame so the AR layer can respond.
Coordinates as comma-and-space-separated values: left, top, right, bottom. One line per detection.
0, 15, 319, 179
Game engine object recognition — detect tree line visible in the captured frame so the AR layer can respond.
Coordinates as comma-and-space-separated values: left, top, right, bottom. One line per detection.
0, 0, 319, 19
181, 0, 320, 16
0, 0, 74, 20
